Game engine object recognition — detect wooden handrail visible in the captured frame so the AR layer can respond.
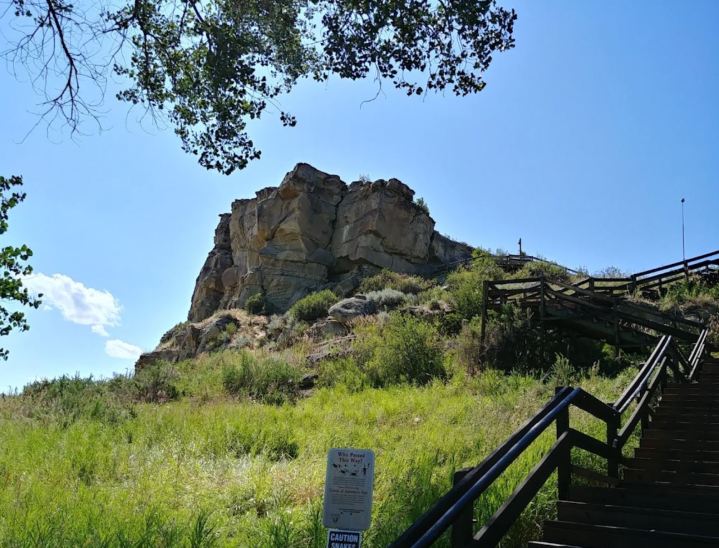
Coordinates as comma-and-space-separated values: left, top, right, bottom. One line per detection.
614, 335, 671, 413
389, 387, 575, 547
392, 330, 706, 547
632, 249, 719, 278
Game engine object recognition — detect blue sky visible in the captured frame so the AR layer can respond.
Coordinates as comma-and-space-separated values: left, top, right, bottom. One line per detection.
1, 0, 717, 390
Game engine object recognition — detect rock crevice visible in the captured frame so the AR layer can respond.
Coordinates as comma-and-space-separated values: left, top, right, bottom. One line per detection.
188, 163, 472, 321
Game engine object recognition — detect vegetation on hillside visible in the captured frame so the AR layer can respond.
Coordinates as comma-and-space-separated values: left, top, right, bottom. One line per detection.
0, 354, 636, 547
2, 252, 717, 546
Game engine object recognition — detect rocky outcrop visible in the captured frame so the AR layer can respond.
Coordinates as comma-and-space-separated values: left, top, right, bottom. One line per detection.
328, 296, 377, 324
188, 163, 473, 321
135, 310, 269, 370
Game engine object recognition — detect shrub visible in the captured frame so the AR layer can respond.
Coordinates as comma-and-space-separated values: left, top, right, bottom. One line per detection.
549, 353, 579, 388
354, 313, 445, 387
446, 269, 485, 320
222, 352, 301, 405
288, 290, 337, 322
593, 266, 628, 278
513, 260, 569, 282
20, 374, 134, 425
160, 321, 189, 343
224, 322, 238, 337
132, 363, 180, 403
316, 357, 369, 392
446, 251, 505, 321
244, 293, 266, 315
415, 197, 430, 216
437, 311, 464, 336
661, 277, 719, 310
364, 288, 412, 309
481, 304, 543, 372
358, 270, 433, 295
455, 317, 483, 375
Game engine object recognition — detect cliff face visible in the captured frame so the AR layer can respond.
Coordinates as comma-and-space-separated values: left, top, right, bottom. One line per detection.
188, 163, 472, 320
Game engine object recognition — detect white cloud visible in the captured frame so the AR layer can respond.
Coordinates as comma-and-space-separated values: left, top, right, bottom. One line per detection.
105, 339, 143, 360
24, 273, 121, 335
91, 324, 110, 337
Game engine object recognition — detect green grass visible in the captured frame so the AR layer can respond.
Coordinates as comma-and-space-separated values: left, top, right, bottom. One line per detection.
0, 356, 634, 547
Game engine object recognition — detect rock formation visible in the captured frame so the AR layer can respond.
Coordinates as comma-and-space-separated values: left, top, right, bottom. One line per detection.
188, 163, 472, 321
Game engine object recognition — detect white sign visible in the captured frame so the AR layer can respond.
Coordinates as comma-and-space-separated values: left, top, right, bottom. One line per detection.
323, 448, 375, 531
326, 529, 362, 548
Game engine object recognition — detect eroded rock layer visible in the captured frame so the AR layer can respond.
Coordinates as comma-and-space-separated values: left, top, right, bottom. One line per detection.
188, 163, 472, 320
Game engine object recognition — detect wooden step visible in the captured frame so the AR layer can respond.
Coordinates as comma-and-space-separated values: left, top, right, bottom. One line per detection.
643, 429, 719, 441
527, 543, 583, 548
652, 410, 719, 421
641, 437, 719, 450
627, 456, 719, 474
623, 467, 719, 486
557, 500, 719, 536
541, 520, 719, 547
659, 394, 719, 409
650, 422, 719, 432
663, 388, 719, 395
634, 447, 719, 461
657, 397, 719, 404
567, 485, 719, 513
652, 405, 719, 414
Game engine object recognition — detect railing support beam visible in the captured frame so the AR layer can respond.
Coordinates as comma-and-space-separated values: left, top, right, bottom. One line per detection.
556, 387, 570, 499
450, 468, 474, 547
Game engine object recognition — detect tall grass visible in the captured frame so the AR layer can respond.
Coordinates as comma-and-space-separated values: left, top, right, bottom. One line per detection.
0, 358, 633, 547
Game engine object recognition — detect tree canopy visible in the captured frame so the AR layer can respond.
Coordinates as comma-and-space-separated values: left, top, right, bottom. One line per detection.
0, 175, 41, 360
4, 1, 516, 174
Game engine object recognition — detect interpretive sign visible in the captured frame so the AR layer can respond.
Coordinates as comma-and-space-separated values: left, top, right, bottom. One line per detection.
323, 448, 375, 531
326, 529, 362, 548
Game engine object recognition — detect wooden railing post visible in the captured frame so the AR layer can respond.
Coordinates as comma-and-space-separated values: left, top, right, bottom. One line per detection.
450, 467, 474, 547
607, 412, 620, 479
480, 280, 488, 349
556, 387, 570, 499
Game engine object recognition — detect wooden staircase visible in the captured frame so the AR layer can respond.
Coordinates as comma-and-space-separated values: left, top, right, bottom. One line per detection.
529, 355, 719, 547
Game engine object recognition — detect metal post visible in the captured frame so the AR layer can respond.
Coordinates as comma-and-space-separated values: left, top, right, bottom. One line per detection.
450, 468, 474, 547
681, 198, 688, 280
681, 198, 686, 263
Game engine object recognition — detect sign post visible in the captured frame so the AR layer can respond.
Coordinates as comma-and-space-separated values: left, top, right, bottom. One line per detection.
323, 448, 375, 548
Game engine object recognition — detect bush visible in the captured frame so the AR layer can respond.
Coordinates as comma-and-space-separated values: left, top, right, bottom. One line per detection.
133, 363, 180, 403
20, 374, 134, 425
481, 304, 543, 373
446, 251, 505, 321
316, 357, 369, 392
245, 293, 265, 315
513, 260, 569, 282
661, 277, 719, 309
455, 317, 483, 375
358, 270, 433, 295
549, 353, 579, 388
288, 290, 337, 322
593, 266, 628, 278
354, 313, 444, 387
222, 352, 301, 405
364, 288, 412, 309
415, 197, 430, 216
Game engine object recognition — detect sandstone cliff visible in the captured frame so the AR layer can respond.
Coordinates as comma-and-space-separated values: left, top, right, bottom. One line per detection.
188, 163, 472, 321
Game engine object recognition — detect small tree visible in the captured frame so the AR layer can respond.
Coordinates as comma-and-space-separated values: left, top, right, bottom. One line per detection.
0, 175, 41, 359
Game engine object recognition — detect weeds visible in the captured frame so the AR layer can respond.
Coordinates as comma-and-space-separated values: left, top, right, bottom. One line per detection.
222, 351, 302, 405
288, 290, 337, 322
358, 269, 433, 295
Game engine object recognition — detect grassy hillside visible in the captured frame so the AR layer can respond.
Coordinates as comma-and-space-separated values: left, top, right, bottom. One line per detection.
2, 263, 716, 547
0, 352, 634, 547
